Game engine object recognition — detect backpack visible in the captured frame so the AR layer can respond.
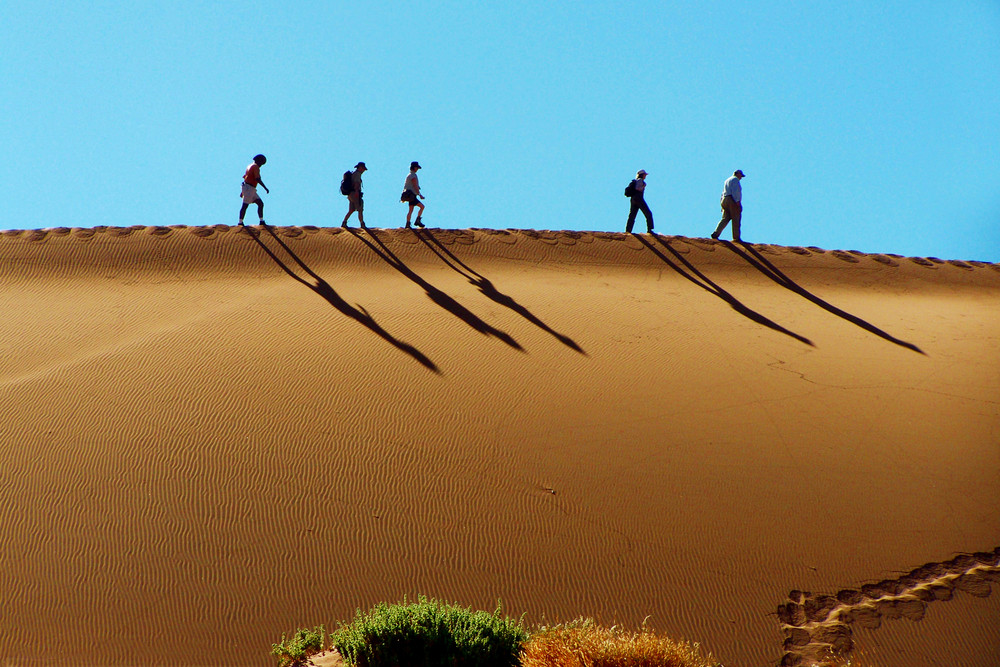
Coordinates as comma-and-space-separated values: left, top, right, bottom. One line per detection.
340, 171, 353, 196
624, 179, 637, 197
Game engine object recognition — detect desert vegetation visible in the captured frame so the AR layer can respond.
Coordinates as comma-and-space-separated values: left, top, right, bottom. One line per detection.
271, 597, 719, 667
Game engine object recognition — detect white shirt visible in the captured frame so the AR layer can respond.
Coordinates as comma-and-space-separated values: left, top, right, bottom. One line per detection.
404, 172, 419, 194
723, 176, 742, 203
634, 178, 646, 195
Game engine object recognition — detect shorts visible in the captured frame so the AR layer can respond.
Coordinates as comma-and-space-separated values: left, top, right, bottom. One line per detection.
347, 192, 364, 213
241, 182, 261, 204
401, 190, 420, 205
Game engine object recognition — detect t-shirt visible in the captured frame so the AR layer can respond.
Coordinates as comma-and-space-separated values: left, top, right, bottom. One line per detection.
634, 178, 646, 195
351, 170, 363, 194
244, 163, 261, 187
404, 172, 419, 193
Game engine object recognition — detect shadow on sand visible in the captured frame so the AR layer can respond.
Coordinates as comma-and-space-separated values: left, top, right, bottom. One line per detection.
245, 225, 440, 373
722, 241, 925, 354
636, 234, 815, 347
346, 228, 524, 352
412, 228, 585, 354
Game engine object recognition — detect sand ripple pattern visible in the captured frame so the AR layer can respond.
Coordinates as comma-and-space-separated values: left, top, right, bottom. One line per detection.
776, 549, 1000, 666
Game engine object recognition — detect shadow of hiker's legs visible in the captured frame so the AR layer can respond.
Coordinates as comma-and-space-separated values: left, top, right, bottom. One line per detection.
641, 234, 814, 347
413, 229, 585, 354
346, 227, 524, 351
244, 226, 440, 373
721, 241, 924, 354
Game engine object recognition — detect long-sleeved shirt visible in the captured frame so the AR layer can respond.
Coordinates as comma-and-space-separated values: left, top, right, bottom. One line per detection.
722, 176, 742, 203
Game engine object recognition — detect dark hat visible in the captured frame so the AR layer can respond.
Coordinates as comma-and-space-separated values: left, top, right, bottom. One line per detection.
734, 169, 746, 177
411, 161, 421, 169
355, 162, 366, 169
254, 154, 266, 164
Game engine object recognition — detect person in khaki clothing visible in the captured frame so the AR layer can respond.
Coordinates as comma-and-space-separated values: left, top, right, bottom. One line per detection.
712, 169, 745, 241
341, 162, 367, 228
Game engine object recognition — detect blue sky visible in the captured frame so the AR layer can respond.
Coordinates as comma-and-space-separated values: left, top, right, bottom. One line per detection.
2, 1, 998, 261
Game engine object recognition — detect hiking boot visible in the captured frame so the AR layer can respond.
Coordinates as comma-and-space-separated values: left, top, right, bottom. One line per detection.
237, 220, 245, 226
414, 217, 425, 228
710, 232, 720, 240
258, 220, 266, 226
405, 221, 412, 228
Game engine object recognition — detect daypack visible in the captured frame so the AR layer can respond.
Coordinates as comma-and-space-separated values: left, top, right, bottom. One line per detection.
340, 171, 353, 196
624, 179, 637, 197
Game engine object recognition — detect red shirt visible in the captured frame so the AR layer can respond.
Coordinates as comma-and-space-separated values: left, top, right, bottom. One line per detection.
244, 163, 261, 187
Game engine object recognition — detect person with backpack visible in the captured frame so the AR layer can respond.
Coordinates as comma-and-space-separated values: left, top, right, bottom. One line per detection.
341, 162, 367, 228
625, 169, 654, 234
711, 169, 745, 242
401, 161, 425, 228
238, 154, 269, 226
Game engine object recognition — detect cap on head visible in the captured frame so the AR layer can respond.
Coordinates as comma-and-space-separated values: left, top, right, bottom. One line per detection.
637, 169, 648, 177
734, 169, 745, 177
355, 162, 366, 169
410, 161, 421, 170
254, 154, 266, 165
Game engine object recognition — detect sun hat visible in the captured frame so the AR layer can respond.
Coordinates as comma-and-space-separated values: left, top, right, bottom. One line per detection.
734, 169, 745, 177
637, 169, 648, 177
411, 161, 421, 169
356, 162, 366, 169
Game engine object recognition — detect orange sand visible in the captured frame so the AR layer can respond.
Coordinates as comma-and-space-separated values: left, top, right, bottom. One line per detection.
1, 225, 998, 666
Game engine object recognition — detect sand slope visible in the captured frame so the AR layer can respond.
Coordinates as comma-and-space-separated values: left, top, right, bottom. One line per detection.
1, 225, 998, 666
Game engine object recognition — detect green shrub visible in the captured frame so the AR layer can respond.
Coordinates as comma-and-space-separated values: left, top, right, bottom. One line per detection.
331, 596, 528, 667
271, 626, 326, 667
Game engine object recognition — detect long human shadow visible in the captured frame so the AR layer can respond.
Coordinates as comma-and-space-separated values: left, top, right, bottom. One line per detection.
722, 241, 925, 354
635, 234, 815, 347
345, 228, 523, 351
245, 225, 440, 373
411, 229, 586, 355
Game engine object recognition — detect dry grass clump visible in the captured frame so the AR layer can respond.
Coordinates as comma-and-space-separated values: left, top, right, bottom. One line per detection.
520, 619, 721, 667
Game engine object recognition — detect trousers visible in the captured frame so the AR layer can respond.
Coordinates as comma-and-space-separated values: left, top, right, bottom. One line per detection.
714, 195, 742, 240
626, 197, 654, 233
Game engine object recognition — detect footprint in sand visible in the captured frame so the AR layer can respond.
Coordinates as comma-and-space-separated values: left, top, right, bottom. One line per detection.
776, 548, 1000, 667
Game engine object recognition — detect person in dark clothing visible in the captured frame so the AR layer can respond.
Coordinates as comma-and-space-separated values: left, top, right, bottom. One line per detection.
625, 169, 654, 234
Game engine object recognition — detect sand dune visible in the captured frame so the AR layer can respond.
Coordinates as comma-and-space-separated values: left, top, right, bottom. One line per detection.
1, 225, 998, 666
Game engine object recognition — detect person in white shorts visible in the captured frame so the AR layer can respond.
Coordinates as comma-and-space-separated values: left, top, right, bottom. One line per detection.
239, 154, 269, 226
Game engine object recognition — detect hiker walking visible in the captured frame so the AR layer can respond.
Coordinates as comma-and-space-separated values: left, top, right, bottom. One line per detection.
625, 169, 654, 234
239, 154, 268, 226
401, 161, 425, 228
341, 162, 367, 228
712, 170, 745, 241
